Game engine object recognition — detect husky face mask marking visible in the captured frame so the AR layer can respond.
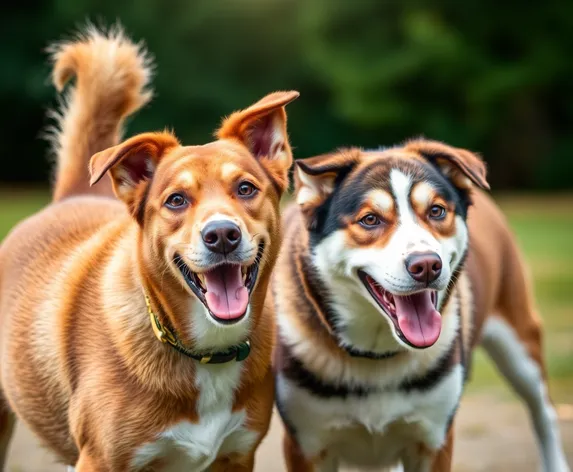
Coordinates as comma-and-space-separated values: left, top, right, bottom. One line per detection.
295, 141, 488, 350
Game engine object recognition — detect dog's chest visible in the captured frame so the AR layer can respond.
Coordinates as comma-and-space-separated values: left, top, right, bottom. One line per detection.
280, 364, 463, 467
132, 363, 257, 471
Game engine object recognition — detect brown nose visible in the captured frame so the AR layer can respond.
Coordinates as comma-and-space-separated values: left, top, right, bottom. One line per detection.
405, 252, 442, 285
201, 221, 242, 254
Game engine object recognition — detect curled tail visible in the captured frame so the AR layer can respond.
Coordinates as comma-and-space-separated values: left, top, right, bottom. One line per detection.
47, 24, 153, 201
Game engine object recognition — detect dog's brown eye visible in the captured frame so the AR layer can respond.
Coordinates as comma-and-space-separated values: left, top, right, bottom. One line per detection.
237, 182, 257, 197
429, 205, 446, 220
165, 193, 188, 209
359, 213, 381, 227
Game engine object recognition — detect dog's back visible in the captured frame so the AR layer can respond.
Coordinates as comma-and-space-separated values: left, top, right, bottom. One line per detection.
0, 27, 152, 463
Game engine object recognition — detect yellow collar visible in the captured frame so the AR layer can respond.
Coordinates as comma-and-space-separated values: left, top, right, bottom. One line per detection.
144, 295, 250, 364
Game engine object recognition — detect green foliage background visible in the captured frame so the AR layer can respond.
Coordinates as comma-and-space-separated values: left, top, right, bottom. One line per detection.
2, 0, 573, 189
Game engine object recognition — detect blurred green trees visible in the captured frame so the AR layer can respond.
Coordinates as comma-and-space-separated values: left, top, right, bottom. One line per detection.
1, 0, 572, 190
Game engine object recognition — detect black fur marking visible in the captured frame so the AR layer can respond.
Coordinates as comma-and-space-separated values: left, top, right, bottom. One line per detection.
281, 343, 372, 398
134, 179, 152, 225
274, 384, 298, 436
281, 333, 460, 399
440, 251, 467, 313
298, 253, 340, 332
287, 252, 333, 335
345, 345, 399, 360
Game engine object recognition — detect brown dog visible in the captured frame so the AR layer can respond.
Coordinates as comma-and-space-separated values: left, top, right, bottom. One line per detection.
0, 27, 298, 471
272, 142, 570, 471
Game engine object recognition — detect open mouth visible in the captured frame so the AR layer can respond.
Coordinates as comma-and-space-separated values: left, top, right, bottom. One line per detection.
174, 243, 264, 325
357, 270, 441, 349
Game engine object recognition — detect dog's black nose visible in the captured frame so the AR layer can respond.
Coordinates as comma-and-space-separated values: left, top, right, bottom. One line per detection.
201, 221, 242, 254
405, 252, 442, 285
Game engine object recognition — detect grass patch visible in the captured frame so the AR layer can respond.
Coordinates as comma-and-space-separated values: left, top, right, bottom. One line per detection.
0, 189, 49, 239
468, 194, 573, 402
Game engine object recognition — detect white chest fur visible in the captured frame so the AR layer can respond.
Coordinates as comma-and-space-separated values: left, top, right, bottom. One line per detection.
277, 365, 463, 469
132, 362, 258, 471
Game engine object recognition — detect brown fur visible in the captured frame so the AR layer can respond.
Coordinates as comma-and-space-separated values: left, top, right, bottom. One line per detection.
0, 27, 298, 471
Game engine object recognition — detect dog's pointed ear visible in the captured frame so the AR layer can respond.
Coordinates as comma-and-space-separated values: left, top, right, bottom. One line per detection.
405, 139, 490, 191
89, 132, 179, 218
217, 91, 299, 193
295, 149, 361, 230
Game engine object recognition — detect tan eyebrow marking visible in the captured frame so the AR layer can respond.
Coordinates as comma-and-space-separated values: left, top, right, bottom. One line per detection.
411, 182, 435, 209
366, 189, 394, 213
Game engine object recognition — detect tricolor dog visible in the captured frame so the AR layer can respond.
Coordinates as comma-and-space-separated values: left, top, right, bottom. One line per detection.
0, 28, 298, 471
273, 142, 570, 471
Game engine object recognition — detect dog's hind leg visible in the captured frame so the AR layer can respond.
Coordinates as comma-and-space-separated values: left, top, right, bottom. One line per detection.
0, 396, 16, 468
482, 305, 569, 472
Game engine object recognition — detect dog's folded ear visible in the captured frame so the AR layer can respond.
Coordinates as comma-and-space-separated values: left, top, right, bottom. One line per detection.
217, 91, 299, 193
89, 132, 179, 217
295, 149, 361, 230
404, 139, 490, 191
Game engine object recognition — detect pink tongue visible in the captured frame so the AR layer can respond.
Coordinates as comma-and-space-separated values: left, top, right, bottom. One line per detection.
204, 265, 248, 320
394, 292, 441, 348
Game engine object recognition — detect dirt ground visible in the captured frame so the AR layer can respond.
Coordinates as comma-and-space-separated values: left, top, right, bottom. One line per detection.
5, 392, 572, 472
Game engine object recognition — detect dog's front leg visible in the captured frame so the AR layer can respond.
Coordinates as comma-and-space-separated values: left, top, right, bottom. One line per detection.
401, 426, 454, 472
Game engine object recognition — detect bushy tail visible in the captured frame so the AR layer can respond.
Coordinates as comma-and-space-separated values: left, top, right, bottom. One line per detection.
47, 24, 153, 201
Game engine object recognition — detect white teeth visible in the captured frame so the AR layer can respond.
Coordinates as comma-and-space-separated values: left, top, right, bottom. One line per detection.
382, 292, 395, 311
242, 271, 248, 283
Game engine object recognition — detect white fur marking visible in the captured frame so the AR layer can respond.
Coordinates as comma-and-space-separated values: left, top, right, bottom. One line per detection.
201, 212, 240, 226
220, 163, 240, 180
190, 297, 252, 351
132, 362, 257, 471
178, 170, 194, 186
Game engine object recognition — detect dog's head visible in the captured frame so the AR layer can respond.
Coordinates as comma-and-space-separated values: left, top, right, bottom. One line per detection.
90, 91, 298, 337
295, 139, 488, 350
